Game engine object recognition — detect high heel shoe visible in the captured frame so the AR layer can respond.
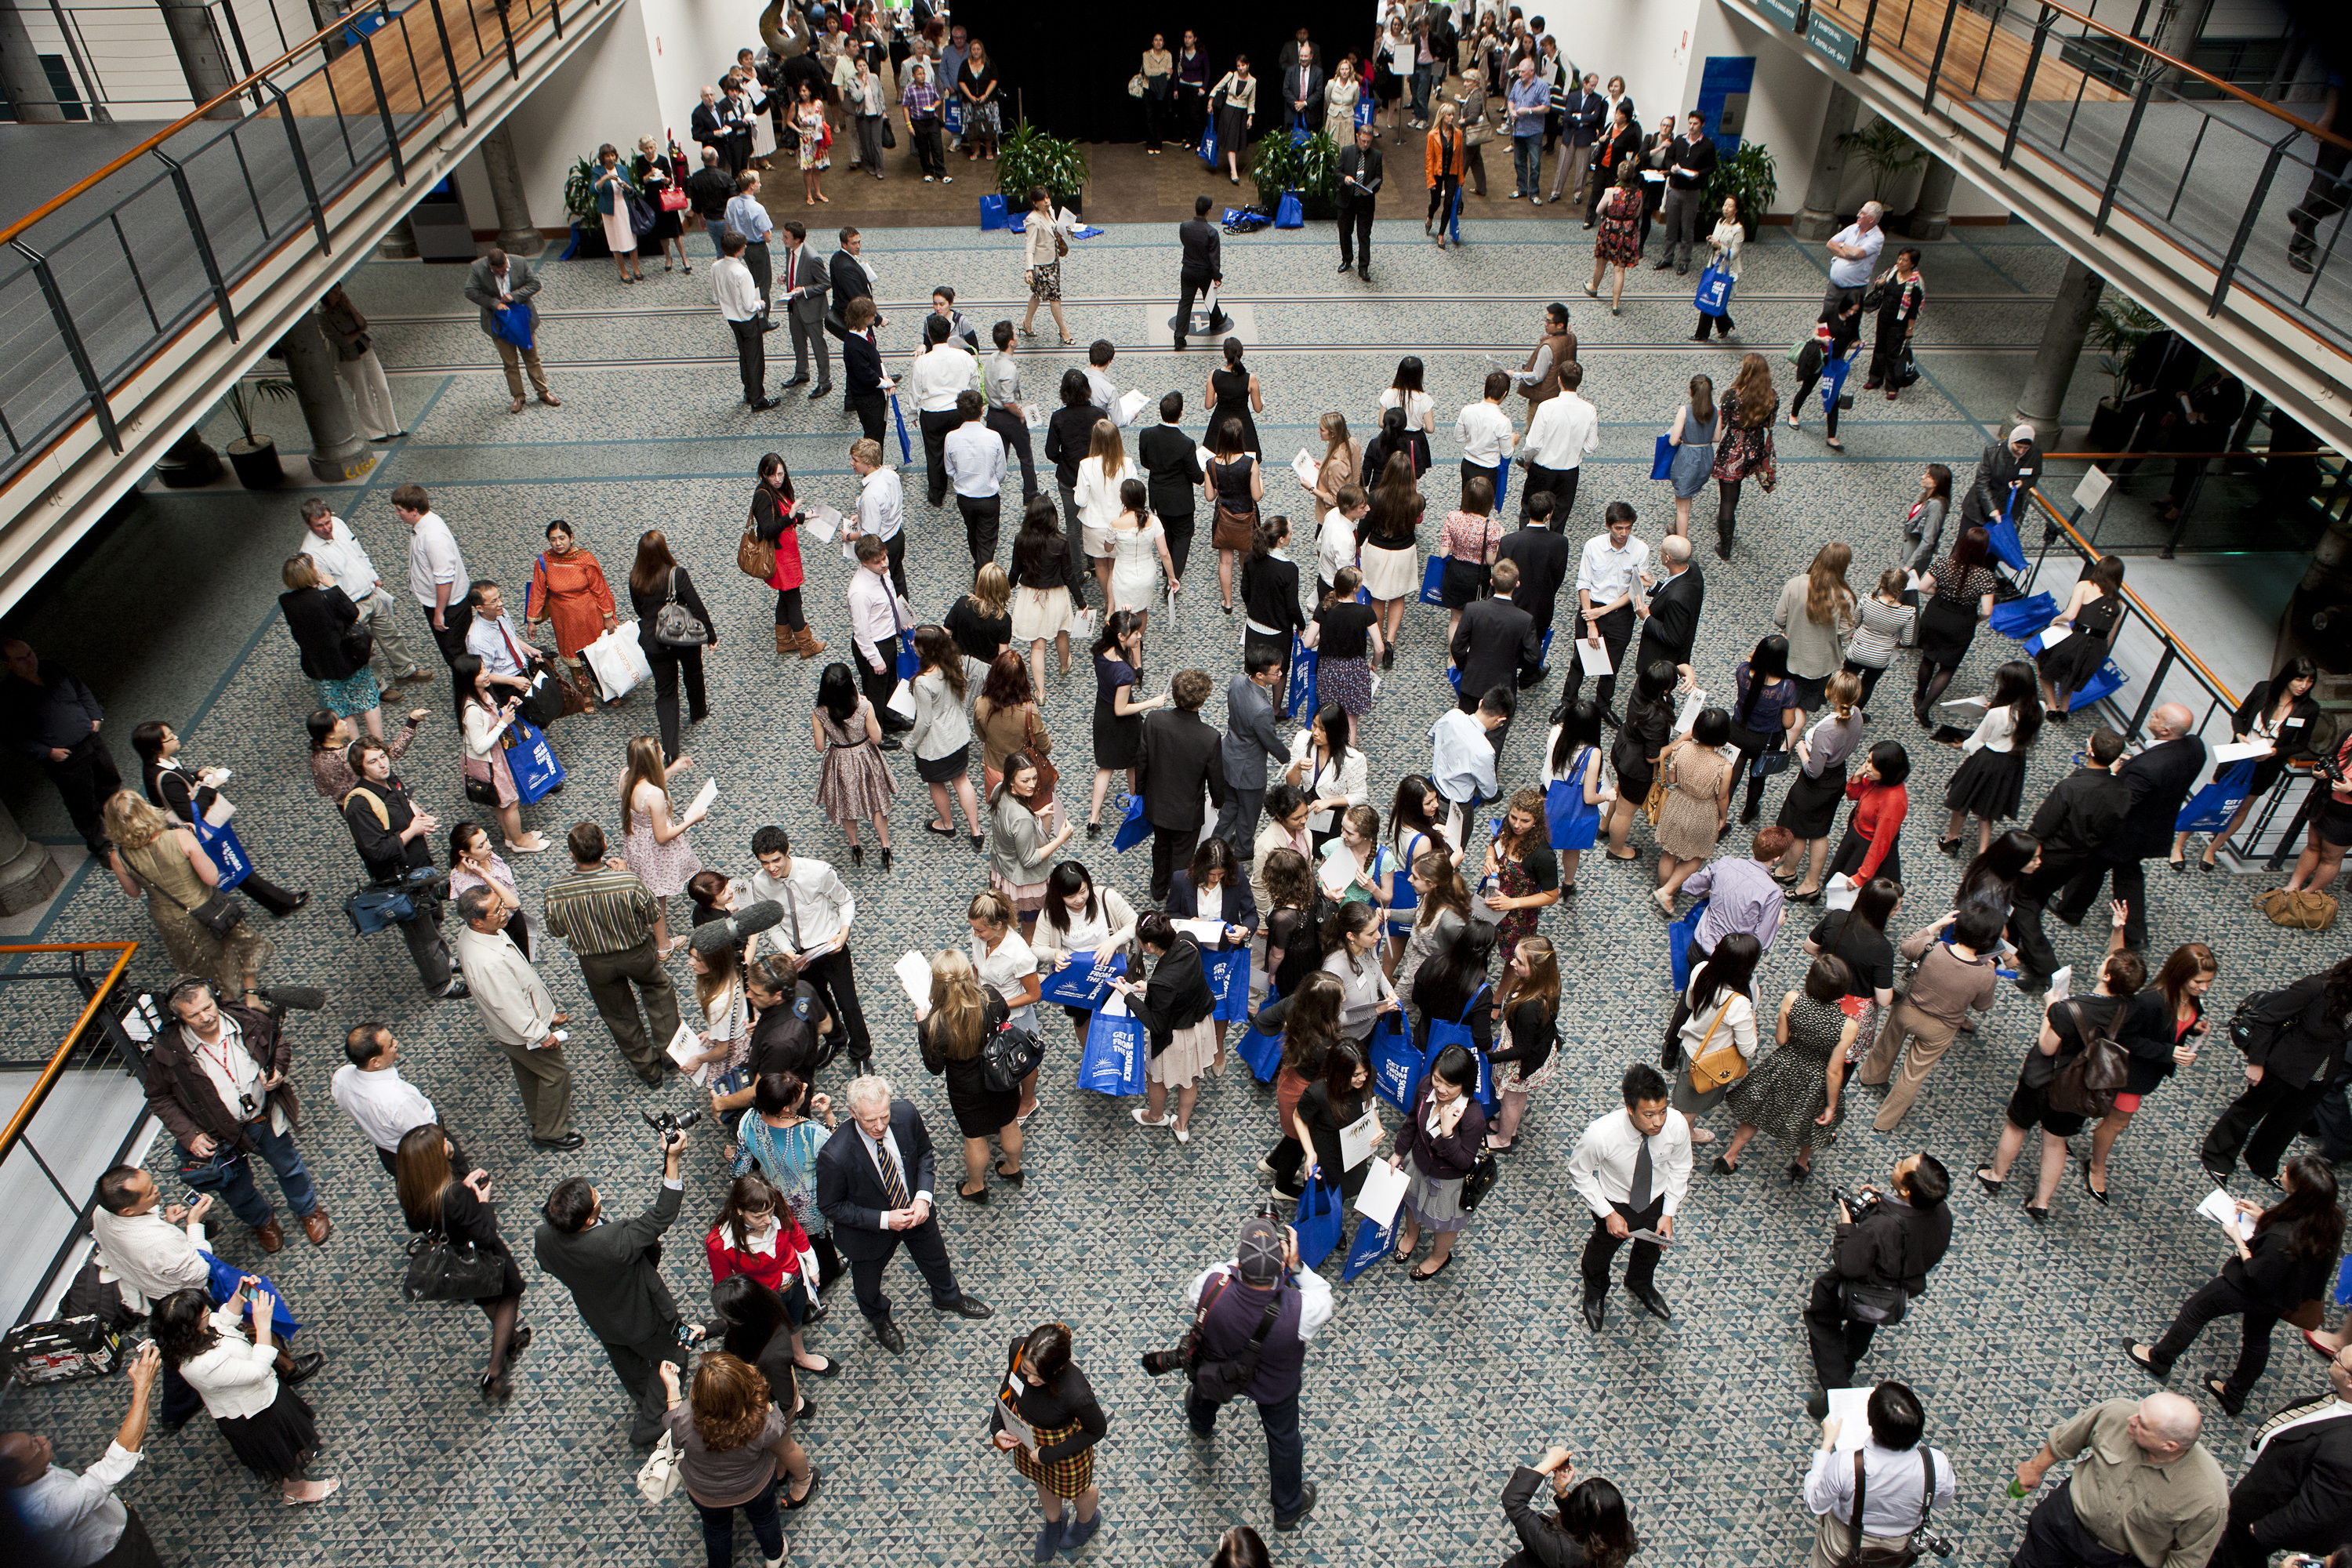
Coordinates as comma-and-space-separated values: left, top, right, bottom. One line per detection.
504, 1325, 533, 1364
2082, 1162, 2109, 1205
1936, 836, 1962, 856
880, 848, 894, 871
1974, 1166, 2004, 1195
480, 1370, 513, 1399
850, 844, 864, 867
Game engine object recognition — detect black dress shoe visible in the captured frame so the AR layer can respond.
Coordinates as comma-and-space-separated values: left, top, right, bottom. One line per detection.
1581, 1293, 1606, 1332
273, 891, 310, 918
530, 1131, 586, 1151
1337, 261, 1353, 274
879, 735, 903, 751
1272, 1482, 1319, 1532
1804, 1391, 1830, 1421
938, 1295, 994, 1319
1629, 1283, 1672, 1322
809, 384, 832, 400
283, 1350, 327, 1385
782, 374, 811, 387
1357, 267, 1371, 282
871, 1316, 906, 1354
750, 397, 779, 411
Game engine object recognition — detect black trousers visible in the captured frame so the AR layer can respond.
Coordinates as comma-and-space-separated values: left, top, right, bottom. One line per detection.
41, 734, 123, 854
1523, 462, 1578, 526
1581, 1196, 1665, 1295
419, 598, 475, 666
2008, 853, 2093, 982
648, 644, 706, 764
2204, 1069, 2330, 1181
849, 389, 886, 443
2146, 1273, 2281, 1403
1163, 508, 1198, 582
797, 942, 873, 1064
742, 241, 771, 307
603, 1328, 687, 1445
859, 636, 910, 735
1802, 1270, 1881, 1389
1150, 822, 1200, 902
234, 869, 306, 917
2011, 1480, 2136, 1568
1338, 199, 1374, 270
1566, 605, 1634, 716
1176, 267, 1220, 346
919, 408, 959, 506
1631, 631, 1687, 694
2057, 855, 2147, 951
394, 888, 453, 993
846, 1218, 962, 1321
955, 492, 1003, 570
984, 405, 1038, 502
728, 318, 768, 403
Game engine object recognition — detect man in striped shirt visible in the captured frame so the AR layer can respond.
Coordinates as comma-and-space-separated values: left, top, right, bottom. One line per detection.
543, 822, 682, 1088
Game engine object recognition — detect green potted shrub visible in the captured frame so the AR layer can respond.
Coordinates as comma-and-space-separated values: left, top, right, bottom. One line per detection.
2085, 295, 2161, 451
219, 377, 296, 489
1250, 132, 1339, 220
562, 157, 608, 258
1704, 142, 1777, 239
1834, 118, 1926, 228
997, 122, 1088, 217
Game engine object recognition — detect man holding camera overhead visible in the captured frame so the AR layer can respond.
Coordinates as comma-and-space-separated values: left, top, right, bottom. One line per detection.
534, 1120, 699, 1447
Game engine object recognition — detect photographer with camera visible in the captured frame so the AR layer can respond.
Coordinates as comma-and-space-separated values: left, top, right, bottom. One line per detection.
1802, 1381, 1954, 1568
341, 736, 467, 1000
1802, 1153, 1951, 1421
1160, 1214, 1333, 1534
532, 1112, 702, 1447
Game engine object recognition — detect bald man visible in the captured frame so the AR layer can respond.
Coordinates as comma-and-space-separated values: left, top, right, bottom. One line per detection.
2, 1342, 166, 1567
2008, 1392, 2225, 1568
2055, 702, 2205, 952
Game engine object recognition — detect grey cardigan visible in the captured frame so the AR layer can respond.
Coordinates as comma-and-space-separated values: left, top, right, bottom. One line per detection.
908, 667, 973, 762
1773, 575, 1855, 682
989, 788, 1056, 885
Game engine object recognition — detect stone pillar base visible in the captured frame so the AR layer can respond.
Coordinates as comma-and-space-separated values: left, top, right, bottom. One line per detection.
378, 215, 418, 260
1791, 210, 1841, 241
0, 803, 64, 917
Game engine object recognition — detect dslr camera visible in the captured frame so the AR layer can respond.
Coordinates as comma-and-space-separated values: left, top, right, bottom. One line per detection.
643, 1106, 704, 1144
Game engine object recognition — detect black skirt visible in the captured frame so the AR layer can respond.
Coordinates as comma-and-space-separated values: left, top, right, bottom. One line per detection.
1438, 557, 1490, 610
2034, 631, 2107, 699
1094, 708, 1143, 770
1828, 826, 1900, 888
1915, 597, 1980, 667
947, 1080, 1022, 1139
216, 1380, 321, 1480
916, 742, 972, 785
1777, 765, 1849, 840
1945, 747, 2027, 822
2005, 1072, 2089, 1138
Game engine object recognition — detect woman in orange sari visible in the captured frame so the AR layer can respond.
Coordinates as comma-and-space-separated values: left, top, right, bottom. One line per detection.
524, 519, 618, 711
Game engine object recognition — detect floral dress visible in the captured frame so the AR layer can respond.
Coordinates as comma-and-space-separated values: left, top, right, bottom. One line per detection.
1594, 184, 1643, 266
739, 1114, 833, 1240
1711, 390, 1780, 488
623, 786, 702, 896
1722, 993, 1849, 1147
816, 705, 896, 827
796, 101, 832, 170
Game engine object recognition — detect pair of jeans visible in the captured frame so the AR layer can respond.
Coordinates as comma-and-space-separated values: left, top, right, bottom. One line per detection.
1512, 134, 1541, 195
695, 1475, 784, 1568
1187, 1388, 1304, 1515
177, 1121, 318, 1229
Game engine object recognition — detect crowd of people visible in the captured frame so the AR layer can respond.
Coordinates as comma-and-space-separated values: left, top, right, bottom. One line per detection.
8, 5, 2352, 1568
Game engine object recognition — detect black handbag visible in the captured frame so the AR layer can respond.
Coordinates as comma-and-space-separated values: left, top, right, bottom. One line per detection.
401, 1208, 508, 1304
122, 851, 245, 939
653, 570, 712, 647
979, 1021, 1046, 1094
339, 622, 375, 669
1458, 1145, 1500, 1212
880, 115, 896, 148
1838, 1277, 1909, 1324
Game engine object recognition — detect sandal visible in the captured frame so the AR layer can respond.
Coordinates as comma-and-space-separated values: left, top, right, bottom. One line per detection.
1059, 335, 1077, 347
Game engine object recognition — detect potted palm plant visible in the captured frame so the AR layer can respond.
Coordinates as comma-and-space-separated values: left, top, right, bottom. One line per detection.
220, 377, 296, 488
1834, 118, 1927, 227
1249, 132, 1339, 220
1704, 142, 1777, 239
2085, 296, 2161, 451
562, 157, 608, 258
997, 123, 1088, 217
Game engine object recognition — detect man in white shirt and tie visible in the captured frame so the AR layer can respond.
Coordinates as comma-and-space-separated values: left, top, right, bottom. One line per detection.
907, 314, 980, 507
460, 579, 549, 702
0, 1340, 166, 1568
750, 826, 872, 1069
1572, 502, 1650, 719
942, 389, 1011, 572
844, 534, 916, 746
1519, 360, 1599, 528
299, 499, 428, 692
1452, 368, 1517, 509
1566, 1062, 1691, 1330
844, 436, 909, 601
1802, 1381, 1956, 1567
710, 230, 775, 410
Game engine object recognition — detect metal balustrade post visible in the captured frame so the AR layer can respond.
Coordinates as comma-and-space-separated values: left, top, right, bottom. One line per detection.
151, 149, 238, 342
358, 29, 405, 183
428, 0, 466, 126
2002, 9, 2055, 169
1855, 0, 1882, 71
550, 0, 563, 38
11, 238, 120, 455
495, 0, 518, 77
268, 81, 331, 253
1924, 0, 1959, 109
2092, 67, 2158, 235
2125, 642, 2173, 739
2208, 133, 2288, 318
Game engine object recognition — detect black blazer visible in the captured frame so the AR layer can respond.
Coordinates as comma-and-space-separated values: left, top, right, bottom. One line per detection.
1178, 218, 1221, 281
1167, 869, 1259, 942
1138, 423, 1205, 517
1337, 143, 1383, 206
2114, 735, 2205, 860
2225, 1215, 2336, 1315
1130, 936, 1215, 1048
844, 329, 884, 396
1500, 1465, 1583, 1568
1495, 525, 1570, 636
279, 584, 366, 681
1044, 404, 1099, 488
1637, 561, 1704, 666
1240, 555, 1306, 637
628, 565, 718, 658
143, 760, 218, 829
829, 250, 873, 317
530, 1180, 684, 1347
1138, 709, 1225, 829
2232, 679, 2327, 764
2238, 973, 2352, 1087
1830, 1195, 1952, 1297
2229, 1397, 2352, 1556
814, 1100, 938, 1260
1450, 594, 1534, 704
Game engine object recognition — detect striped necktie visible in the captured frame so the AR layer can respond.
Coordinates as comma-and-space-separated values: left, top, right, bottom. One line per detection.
2250, 1394, 2338, 1457
875, 1135, 910, 1209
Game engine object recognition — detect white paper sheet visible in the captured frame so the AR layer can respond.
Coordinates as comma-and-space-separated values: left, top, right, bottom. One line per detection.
887, 680, 917, 720
2212, 739, 2272, 764
993, 1392, 1037, 1456
895, 949, 934, 1014
1904, 569, 1922, 593
1826, 1386, 1873, 1451
1353, 1158, 1408, 1227
2197, 1187, 2250, 1240
1577, 637, 1613, 677
800, 504, 841, 543
1290, 449, 1320, 488
1171, 916, 1227, 947
1824, 873, 1857, 911
1675, 687, 1708, 736
1196, 445, 1218, 474
2033, 623, 2071, 651
1628, 1228, 1673, 1247
684, 776, 719, 822
2045, 964, 2073, 1005
1339, 1109, 1381, 1170
1939, 695, 1990, 709
664, 1022, 713, 1087
1116, 388, 1150, 426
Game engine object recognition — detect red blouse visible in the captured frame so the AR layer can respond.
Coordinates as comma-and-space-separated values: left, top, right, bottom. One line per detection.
706, 1213, 813, 1294
1843, 779, 1907, 881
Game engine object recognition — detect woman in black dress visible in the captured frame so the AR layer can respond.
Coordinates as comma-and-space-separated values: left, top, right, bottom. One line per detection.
1261, 845, 1321, 1007
628, 528, 717, 766
1305, 567, 1382, 724
1204, 336, 1263, 454
396, 1124, 529, 1396
1940, 661, 2041, 856
1238, 515, 1305, 679
917, 949, 1023, 1202
946, 561, 1014, 683
632, 136, 689, 272
2172, 656, 2324, 870
1361, 405, 1431, 491
1804, 875, 1901, 1012
1911, 524, 1999, 723
1086, 610, 1163, 833
1605, 660, 1679, 861
2034, 554, 2125, 720
1205, 416, 1264, 614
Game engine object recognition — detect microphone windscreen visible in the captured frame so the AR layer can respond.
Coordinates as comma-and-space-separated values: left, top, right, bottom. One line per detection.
686, 900, 786, 956
255, 985, 328, 1011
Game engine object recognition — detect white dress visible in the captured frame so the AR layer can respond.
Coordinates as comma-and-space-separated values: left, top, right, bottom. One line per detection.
1109, 517, 1165, 612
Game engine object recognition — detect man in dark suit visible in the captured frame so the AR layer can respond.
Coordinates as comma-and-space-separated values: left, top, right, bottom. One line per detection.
775, 221, 830, 398
1336, 125, 1382, 283
1631, 533, 1702, 684
2056, 704, 2205, 952
689, 84, 728, 170
826, 224, 877, 341
1450, 561, 1536, 736
2009, 728, 2132, 990
2201, 964, 2352, 1185
1217, 652, 1289, 857
1139, 390, 1206, 581
1138, 668, 1227, 902
1174, 195, 1224, 350
532, 1130, 696, 1446
2212, 1347, 2352, 1566
1802, 1152, 1952, 1418
1554, 72, 1603, 207
713, 78, 757, 175
2114, 326, 2199, 477
1281, 44, 1323, 133
1497, 498, 1570, 686
815, 1077, 992, 1354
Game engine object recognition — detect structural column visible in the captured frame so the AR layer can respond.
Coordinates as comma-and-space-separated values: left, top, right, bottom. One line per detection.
1904, 156, 1959, 241
278, 311, 374, 483
0, 5, 63, 123
479, 123, 544, 256
2010, 256, 2103, 448
378, 214, 419, 260
0, 797, 64, 916
1790, 84, 1862, 241
158, 0, 242, 120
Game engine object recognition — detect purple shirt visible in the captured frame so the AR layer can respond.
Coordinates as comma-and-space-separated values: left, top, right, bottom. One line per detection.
1681, 856, 1784, 954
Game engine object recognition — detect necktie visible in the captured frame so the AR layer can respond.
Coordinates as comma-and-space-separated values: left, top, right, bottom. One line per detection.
499, 622, 528, 676
2251, 1395, 2338, 1455
781, 879, 804, 951
1627, 1134, 1653, 1214
877, 1135, 910, 1208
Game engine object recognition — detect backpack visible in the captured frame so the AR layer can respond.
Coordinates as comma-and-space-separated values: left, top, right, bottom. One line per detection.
1187, 1273, 1287, 1406
2228, 989, 2292, 1058
2046, 999, 2130, 1118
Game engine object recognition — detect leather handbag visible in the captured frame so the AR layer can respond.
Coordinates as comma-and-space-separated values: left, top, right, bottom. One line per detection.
658, 185, 690, 212
636, 1428, 685, 1503
653, 570, 713, 647
2046, 999, 2129, 1118
1684, 997, 1748, 1094
400, 1214, 508, 1304
1458, 1143, 1500, 1211
1021, 710, 1059, 806
461, 754, 501, 806
122, 851, 245, 940
979, 1020, 1047, 1094
738, 500, 779, 582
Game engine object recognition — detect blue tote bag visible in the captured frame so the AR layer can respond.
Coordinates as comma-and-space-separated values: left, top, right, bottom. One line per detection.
1370, 1017, 1418, 1114
1417, 555, 1446, 606
1198, 125, 1218, 165
505, 717, 565, 805
1694, 266, 1733, 316
1284, 633, 1319, 717
1274, 192, 1305, 229
1988, 592, 2058, 641
1650, 432, 1676, 481
2070, 657, 2127, 713
1204, 946, 1254, 1022
1294, 1180, 1343, 1269
1668, 898, 1710, 995
2176, 760, 2257, 834
490, 301, 534, 352
1819, 356, 1852, 415
1447, 180, 1465, 246
978, 193, 1010, 230
1078, 1003, 1148, 1097
1341, 1206, 1395, 1281
1039, 950, 1127, 1010
1112, 793, 1153, 852
190, 815, 254, 893
1424, 985, 1497, 1114
1236, 1019, 1284, 1083
1983, 492, 2029, 573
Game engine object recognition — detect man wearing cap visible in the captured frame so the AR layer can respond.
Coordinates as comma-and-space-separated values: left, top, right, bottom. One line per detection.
1181, 1214, 1334, 1533
1960, 424, 2042, 528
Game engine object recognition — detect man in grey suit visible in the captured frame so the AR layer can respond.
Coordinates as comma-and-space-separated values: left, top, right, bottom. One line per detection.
532, 1127, 696, 1446
462, 248, 561, 414
776, 221, 832, 398
1217, 650, 1289, 858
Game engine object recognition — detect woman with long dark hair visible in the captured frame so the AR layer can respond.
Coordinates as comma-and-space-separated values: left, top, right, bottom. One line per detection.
710, 1272, 828, 1438
1828, 741, 1910, 887
1977, 946, 2147, 1219
1087, 609, 1163, 834
1358, 447, 1425, 659
810, 662, 894, 869
2172, 655, 2323, 871
1728, 634, 1801, 826
1479, 786, 1563, 961
1486, 935, 1561, 1152
1379, 776, 1450, 977
154, 1283, 338, 1503
1379, 355, 1436, 432
655, 1352, 815, 1563
974, 651, 1051, 798
1395, 847, 1472, 1035
396, 1124, 528, 1396
1668, 930, 1762, 1146
705, 1171, 833, 1382
1410, 920, 1497, 1069
918, 949, 1024, 1201
1606, 660, 1679, 861
752, 452, 824, 660
1803, 874, 1904, 1013
987, 1323, 1108, 1555
1709, 352, 1778, 558
1955, 828, 2040, 914
1389, 1042, 1487, 1279
1032, 861, 1139, 1043
628, 528, 717, 765
1900, 463, 1952, 575
1239, 513, 1307, 681
1286, 700, 1369, 859
1170, 833, 1258, 1065
1319, 900, 1398, 1043
452, 653, 549, 854
1260, 845, 1320, 1006
733, 1069, 843, 1290
2129, 1152, 2344, 1414
1360, 402, 1432, 492
1911, 524, 1999, 722
1264, 968, 1343, 1193
1501, 1452, 1640, 1568
1203, 410, 1264, 613
1940, 659, 2042, 857
1293, 1036, 1383, 1202
2034, 554, 2125, 721
2089, 942, 2216, 1201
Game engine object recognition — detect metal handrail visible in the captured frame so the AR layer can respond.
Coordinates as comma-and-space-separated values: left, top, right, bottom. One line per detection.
0, 942, 138, 1157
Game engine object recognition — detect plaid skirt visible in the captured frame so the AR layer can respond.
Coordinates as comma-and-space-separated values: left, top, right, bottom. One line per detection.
1011, 1417, 1094, 1497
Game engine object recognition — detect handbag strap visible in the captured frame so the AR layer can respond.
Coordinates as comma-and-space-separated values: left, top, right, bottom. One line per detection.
118, 844, 198, 916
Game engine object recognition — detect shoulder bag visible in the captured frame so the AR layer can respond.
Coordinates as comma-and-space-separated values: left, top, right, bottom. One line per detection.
120, 844, 245, 940
1834, 1447, 1941, 1568
979, 1018, 1047, 1094
1189, 1276, 1287, 1406
1021, 708, 1059, 806
738, 499, 779, 582
637, 1428, 685, 1503
2045, 999, 2129, 1118
1459, 1143, 1500, 1211
1685, 993, 1747, 1094
401, 1203, 509, 1304
653, 569, 713, 647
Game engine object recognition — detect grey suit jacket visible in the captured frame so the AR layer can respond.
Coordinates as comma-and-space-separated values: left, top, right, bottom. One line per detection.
779, 243, 829, 325
1221, 673, 1287, 789
463, 256, 541, 339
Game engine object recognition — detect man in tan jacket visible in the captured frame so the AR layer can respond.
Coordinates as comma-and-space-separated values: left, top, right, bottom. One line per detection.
452, 886, 580, 1151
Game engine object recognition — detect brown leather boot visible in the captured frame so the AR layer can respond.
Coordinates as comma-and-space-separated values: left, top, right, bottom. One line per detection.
793, 624, 828, 659
775, 626, 793, 657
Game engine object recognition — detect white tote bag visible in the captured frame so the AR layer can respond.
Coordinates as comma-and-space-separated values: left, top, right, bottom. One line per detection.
583, 622, 655, 702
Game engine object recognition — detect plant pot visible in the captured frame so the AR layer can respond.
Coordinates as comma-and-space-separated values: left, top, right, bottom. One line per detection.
2085, 397, 2134, 452
153, 427, 222, 488
569, 221, 610, 259
1300, 193, 1336, 221
226, 435, 281, 489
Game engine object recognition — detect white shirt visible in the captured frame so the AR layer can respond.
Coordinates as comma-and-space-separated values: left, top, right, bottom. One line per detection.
186, 1015, 262, 1121
972, 928, 1038, 1029
1030, 887, 1139, 970
1960, 702, 2020, 757
856, 465, 904, 543
12, 1443, 140, 1567
907, 343, 979, 412
179, 1301, 281, 1419
89, 1206, 212, 1312
1183, 1259, 1335, 1340
1429, 709, 1496, 804
1804, 1441, 1956, 1536
1567, 1105, 1694, 1218
464, 611, 533, 679
1453, 400, 1516, 466
406, 510, 467, 609
1828, 222, 1885, 287
750, 860, 855, 954
1287, 733, 1368, 832
1523, 391, 1600, 470
712, 255, 764, 321
943, 419, 1009, 497
844, 565, 914, 669
1083, 366, 1119, 416
298, 517, 380, 599
987, 350, 1025, 414
1577, 533, 1650, 610
1377, 387, 1435, 430
1317, 510, 1359, 585
2250, 1398, 2352, 1459
1074, 454, 1130, 533
328, 1062, 439, 1152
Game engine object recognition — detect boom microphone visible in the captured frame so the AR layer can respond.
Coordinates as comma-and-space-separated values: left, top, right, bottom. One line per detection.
688, 899, 784, 957
252, 985, 328, 1012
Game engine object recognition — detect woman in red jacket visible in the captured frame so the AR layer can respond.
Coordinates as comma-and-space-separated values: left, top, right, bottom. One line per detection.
706, 1173, 837, 1378
1827, 740, 1909, 888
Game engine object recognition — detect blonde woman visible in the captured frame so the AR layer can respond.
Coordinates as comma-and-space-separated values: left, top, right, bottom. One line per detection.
1425, 100, 1465, 248
1073, 418, 1130, 605
1303, 410, 1363, 539
1323, 56, 1362, 147
916, 949, 1024, 1200
620, 734, 708, 956
103, 790, 271, 1000
632, 135, 690, 271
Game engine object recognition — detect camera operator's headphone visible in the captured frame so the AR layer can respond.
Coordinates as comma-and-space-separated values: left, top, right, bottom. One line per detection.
162, 975, 214, 1014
